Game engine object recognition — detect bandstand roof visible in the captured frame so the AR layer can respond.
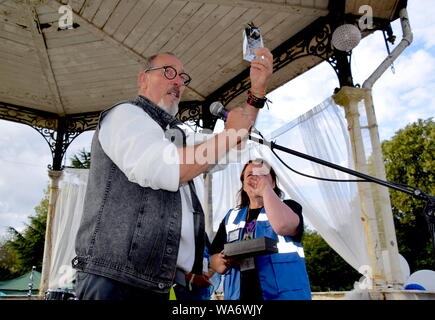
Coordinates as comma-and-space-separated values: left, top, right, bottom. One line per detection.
0, 0, 405, 141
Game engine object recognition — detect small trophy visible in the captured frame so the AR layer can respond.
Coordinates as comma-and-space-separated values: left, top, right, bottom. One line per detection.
243, 22, 264, 62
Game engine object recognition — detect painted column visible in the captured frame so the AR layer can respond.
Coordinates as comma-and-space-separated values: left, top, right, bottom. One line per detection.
39, 169, 63, 296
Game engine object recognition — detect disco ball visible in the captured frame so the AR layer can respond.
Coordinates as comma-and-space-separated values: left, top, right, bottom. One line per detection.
331, 24, 362, 52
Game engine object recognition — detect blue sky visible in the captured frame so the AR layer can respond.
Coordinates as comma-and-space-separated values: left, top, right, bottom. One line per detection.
0, 0, 434, 237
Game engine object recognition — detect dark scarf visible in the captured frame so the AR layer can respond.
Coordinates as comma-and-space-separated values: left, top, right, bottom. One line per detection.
132, 95, 183, 130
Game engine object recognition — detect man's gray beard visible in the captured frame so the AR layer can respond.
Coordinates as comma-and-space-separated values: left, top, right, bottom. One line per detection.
157, 99, 179, 116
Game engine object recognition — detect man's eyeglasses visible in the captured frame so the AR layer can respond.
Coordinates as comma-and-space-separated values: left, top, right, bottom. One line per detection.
145, 65, 191, 86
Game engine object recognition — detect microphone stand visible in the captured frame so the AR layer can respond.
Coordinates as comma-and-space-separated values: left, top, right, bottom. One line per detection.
248, 132, 435, 259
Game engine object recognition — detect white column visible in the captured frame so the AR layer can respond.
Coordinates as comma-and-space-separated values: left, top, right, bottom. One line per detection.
39, 170, 63, 296
334, 87, 387, 289
363, 89, 403, 289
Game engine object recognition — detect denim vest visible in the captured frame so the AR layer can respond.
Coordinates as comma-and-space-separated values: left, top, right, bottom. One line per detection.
73, 95, 205, 293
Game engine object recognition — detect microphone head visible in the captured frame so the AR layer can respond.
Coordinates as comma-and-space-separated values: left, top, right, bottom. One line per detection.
209, 101, 224, 117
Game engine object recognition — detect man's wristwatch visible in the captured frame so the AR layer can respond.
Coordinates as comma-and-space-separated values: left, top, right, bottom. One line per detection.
247, 90, 267, 109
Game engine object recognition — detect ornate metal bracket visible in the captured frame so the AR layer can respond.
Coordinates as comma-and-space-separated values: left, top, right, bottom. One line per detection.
34, 122, 79, 171
0, 101, 57, 130
204, 17, 337, 117
40, 113, 99, 170
327, 50, 354, 87
203, 13, 395, 123
0, 101, 99, 170
177, 100, 217, 132
274, 21, 334, 70
177, 101, 203, 132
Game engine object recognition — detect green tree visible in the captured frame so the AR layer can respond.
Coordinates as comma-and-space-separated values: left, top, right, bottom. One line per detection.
302, 118, 433, 291
382, 118, 434, 271
303, 229, 359, 291
5, 189, 49, 275
0, 148, 91, 279
70, 148, 91, 169
0, 235, 20, 281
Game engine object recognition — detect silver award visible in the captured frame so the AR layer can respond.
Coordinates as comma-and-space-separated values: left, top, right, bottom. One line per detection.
243, 22, 264, 62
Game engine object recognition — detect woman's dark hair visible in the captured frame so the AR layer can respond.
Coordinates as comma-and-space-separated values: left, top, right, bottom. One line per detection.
237, 159, 283, 209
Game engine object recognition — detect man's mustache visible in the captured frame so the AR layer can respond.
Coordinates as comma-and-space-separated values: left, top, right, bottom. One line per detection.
167, 87, 180, 98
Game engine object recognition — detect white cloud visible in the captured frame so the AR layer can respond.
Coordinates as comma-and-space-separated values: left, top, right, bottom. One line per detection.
0, 120, 52, 236
255, 61, 339, 137
268, 62, 339, 120
407, 0, 435, 49
0, 121, 95, 237
378, 50, 435, 89
402, 87, 432, 107
343, 12, 435, 141
369, 48, 435, 139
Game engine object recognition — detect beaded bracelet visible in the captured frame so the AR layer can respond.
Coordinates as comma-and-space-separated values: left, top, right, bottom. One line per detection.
250, 90, 267, 96
247, 90, 268, 109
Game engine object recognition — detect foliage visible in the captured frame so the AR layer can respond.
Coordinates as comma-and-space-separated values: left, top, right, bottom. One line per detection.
0, 147, 91, 279
0, 235, 20, 281
381, 118, 435, 271
302, 229, 360, 292
3, 189, 49, 276
302, 118, 434, 291
70, 148, 91, 169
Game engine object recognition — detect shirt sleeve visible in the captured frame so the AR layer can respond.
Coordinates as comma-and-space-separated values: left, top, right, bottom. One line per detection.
283, 199, 304, 242
185, 131, 249, 172
209, 218, 228, 255
98, 103, 180, 192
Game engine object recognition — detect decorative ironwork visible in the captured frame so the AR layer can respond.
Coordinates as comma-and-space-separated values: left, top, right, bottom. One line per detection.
33, 124, 81, 171
66, 111, 100, 132
327, 50, 354, 87
0, 101, 57, 130
204, 14, 394, 119
274, 22, 333, 71
1, 101, 100, 170
177, 101, 203, 132
205, 17, 337, 113
42, 113, 99, 170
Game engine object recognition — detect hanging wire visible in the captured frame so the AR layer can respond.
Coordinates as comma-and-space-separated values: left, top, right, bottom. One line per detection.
253, 128, 432, 190
253, 128, 369, 183
271, 147, 369, 183
383, 26, 396, 74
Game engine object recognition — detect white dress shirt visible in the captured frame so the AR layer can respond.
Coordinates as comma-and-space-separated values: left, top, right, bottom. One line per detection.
99, 102, 246, 273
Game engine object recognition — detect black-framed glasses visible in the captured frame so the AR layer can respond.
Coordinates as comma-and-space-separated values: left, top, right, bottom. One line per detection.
145, 65, 191, 86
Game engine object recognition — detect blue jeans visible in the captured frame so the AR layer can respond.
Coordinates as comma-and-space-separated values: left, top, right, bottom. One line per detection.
76, 271, 170, 301
173, 283, 211, 301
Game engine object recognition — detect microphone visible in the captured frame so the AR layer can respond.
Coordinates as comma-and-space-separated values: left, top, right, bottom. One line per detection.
209, 101, 229, 120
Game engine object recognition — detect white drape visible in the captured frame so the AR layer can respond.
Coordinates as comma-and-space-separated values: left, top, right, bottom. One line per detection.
267, 98, 369, 271
48, 168, 88, 290
207, 98, 368, 271
48, 97, 370, 289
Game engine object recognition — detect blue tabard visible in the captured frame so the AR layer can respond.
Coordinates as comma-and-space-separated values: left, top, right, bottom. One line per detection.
223, 206, 312, 300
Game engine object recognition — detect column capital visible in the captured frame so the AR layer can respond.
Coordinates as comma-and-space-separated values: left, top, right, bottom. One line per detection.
47, 169, 63, 180
333, 86, 371, 107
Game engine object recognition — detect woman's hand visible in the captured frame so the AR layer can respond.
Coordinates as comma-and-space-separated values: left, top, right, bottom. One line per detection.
210, 250, 237, 274
254, 174, 274, 197
246, 165, 274, 197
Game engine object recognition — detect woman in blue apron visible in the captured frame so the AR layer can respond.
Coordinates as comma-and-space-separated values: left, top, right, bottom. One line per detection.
209, 159, 311, 300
